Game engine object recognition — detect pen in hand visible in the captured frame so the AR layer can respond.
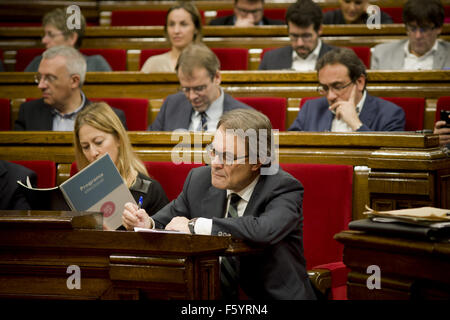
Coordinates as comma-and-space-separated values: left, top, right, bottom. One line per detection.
138, 196, 143, 209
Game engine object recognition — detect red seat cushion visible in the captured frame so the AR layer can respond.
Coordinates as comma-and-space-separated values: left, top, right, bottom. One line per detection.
381, 97, 425, 131
80, 48, 127, 71
348, 46, 371, 69
215, 9, 286, 21
381, 7, 403, 23
236, 97, 286, 130
111, 10, 168, 26
12, 160, 56, 188
15, 48, 45, 71
0, 98, 10, 131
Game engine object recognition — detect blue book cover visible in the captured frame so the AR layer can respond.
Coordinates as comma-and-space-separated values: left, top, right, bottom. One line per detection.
60, 153, 136, 230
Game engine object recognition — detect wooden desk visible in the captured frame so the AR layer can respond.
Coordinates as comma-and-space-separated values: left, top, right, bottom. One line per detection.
335, 230, 450, 299
0, 210, 231, 299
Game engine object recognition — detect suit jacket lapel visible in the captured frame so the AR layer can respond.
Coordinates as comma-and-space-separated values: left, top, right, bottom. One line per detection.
358, 94, 376, 127
201, 185, 227, 218
433, 42, 445, 69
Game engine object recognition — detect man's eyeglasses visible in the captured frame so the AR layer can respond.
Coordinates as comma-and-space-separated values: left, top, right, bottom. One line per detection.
235, 7, 263, 15
289, 33, 314, 41
34, 73, 58, 84
317, 81, 353, 96
206, 144, 249, 164
406, 25, 436, 34
179, 84, 208, 95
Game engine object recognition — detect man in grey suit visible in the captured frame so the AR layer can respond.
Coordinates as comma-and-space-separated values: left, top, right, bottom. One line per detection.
14, 46, 126, 131
148, 44, 251, 132
371, 0, 450, 70
259, 0, 336, 71
124, 108, 316, 300
289, 48, 405, 132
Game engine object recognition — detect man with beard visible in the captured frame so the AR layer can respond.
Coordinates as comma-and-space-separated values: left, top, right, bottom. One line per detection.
258, 0, 336, 71
289, 48, 405, 132
148, 44, 251, 132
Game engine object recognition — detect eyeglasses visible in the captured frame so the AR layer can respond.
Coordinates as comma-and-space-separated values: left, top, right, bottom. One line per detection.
179, 84, 208, 95
235, 7, 263, 16
289, 33, 314, 41
406, 25, 436, 34
34, 73, 58, 84
317, 81, 354, 96
206, 144, 249, 164
42, 31, 64, 39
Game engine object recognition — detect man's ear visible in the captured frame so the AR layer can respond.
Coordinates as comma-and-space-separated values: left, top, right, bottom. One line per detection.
356, 74, 366, 92
317, 25, 323, 36
70, 73, 81, 89
214, 71, 221, 86
67, 32, 78, 47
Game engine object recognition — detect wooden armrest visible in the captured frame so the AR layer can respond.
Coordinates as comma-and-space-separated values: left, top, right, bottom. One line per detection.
308, 268, 332, 298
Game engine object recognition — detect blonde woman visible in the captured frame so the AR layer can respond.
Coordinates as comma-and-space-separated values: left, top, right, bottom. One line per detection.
74, 102, 169, 229
141, 2, 202, 73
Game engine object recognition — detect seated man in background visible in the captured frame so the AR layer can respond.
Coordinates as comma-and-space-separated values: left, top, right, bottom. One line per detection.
14, 46, 126, 131
259, 0, 336, 71
148, 44, 251, 132
289, 47, 405, 132
125, 108, 317, 300
0, 160, 36, 210
434, 117, 450, 149
371, 0, 450, 70
25, 7, 111, 72
209, 0, 284, 26
323, 0, 393, 24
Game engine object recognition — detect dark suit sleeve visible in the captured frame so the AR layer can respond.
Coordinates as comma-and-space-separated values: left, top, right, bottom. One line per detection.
357, 103, 406, 132
142, 179, 169, 216
148, 99, 168, 131
14, 102, 27, 130
288, 102, 309, 131
111, 108, 128, 130
211, 175, 303, 245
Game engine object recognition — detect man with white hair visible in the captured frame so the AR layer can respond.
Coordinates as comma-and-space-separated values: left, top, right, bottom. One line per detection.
15, 45, 125, 131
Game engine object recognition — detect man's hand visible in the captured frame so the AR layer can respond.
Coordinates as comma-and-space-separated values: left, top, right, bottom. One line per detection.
329, 85, 363, 131
434, 120, 450, 146
165, 216, 190, 233
122, 202, 151, 231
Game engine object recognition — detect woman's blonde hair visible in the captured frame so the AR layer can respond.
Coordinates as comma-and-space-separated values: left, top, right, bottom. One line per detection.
73, 102, 148, 187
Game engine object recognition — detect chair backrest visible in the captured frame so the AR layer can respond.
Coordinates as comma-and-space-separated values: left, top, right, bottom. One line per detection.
348, 46, 371, 69
90, 97, 149, 130
436, 96, 450, 122
280, 163, 353, 269
11, 160, 56, 188
214, 8, 286, 21
79, 48, 127, 71
15, 48, 45, 71
0, 98, 10, 131
299, 97, 320, 108
235, 97, 286, 130
381, 97, 425, 131
111, 10, 168, 26
381, 7, 403, 23
140, 47, 249, 70
144, 162, 204, 201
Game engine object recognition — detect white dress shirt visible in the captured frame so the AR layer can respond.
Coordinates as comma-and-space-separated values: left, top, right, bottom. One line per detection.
188, 88, 224, 132
52, 92, 86, 131
291, 39, 322, 71
403, 40, 439, 70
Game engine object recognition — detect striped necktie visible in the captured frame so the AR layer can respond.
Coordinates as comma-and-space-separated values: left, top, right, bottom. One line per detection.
198, 112, 208, 131
221, 193, 241, 299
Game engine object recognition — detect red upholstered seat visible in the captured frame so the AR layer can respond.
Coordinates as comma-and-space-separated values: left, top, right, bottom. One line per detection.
90, 97, 149, 130
15, 48, 45, 71
12, 160, 56, 188
111, 10, 206, 26
348, 46, 371, 69
381, 97, 425, 131
280, 163, 353, 300
0, 98, 10, 131
235, 97, 286, 130
436, 96, 450, 122
381, 7, 403, 23
140, 48, 249, 70
215, 8, 286, 21
79, 48, 127, 71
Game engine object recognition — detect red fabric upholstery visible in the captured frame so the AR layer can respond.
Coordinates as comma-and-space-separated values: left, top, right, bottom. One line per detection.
235, 97, 286, 130
90, 97, 149, 130
348, 46, 371, 69
139, 49, 170, 69
436, 96, 450, 122
0, 98, 10, 131
140, 48, 249, 70
144, 162, 204, 201
111, 10, 168, 26
381, 97, 425, 131
280, 163, 353, 300
381, 7, 403, 23
15, 48, 45, 71
79, 48, 127, 71
11, 160, 56, 188
215, 8, 286, 21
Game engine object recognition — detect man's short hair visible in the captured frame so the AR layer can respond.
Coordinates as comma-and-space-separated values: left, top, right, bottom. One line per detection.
285, 0, 323, 32
403, 0, 445, 28
316, 47, 367, 83
42, 45, 87, 86
43, 7, 86, 49
175, 44, 220, 79
217, 108, 274, 167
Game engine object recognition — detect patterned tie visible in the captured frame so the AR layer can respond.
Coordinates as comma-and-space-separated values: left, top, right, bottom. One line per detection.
220, 193, 241, 299
198, 112, 208, 131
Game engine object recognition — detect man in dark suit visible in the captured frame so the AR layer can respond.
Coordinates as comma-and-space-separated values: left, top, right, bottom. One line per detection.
289, 47, 405, 132
125, 108, 316, 300
148, 44, 251, 132
209, 0, 284, 26
259, 0, 336, 71
0, 160, 37, 210
14, 45, 126, 131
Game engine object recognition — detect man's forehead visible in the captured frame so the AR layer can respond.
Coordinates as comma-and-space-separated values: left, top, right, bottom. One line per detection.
318, 63, 349, 81
39, 55, 67, 73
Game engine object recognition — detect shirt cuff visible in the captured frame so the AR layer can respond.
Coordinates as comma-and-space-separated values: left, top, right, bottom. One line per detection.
194, 218, 212, 235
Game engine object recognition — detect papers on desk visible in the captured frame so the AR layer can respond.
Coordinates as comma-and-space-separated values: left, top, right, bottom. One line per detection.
364, 205, 450, 223
134, 227, 189, 234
